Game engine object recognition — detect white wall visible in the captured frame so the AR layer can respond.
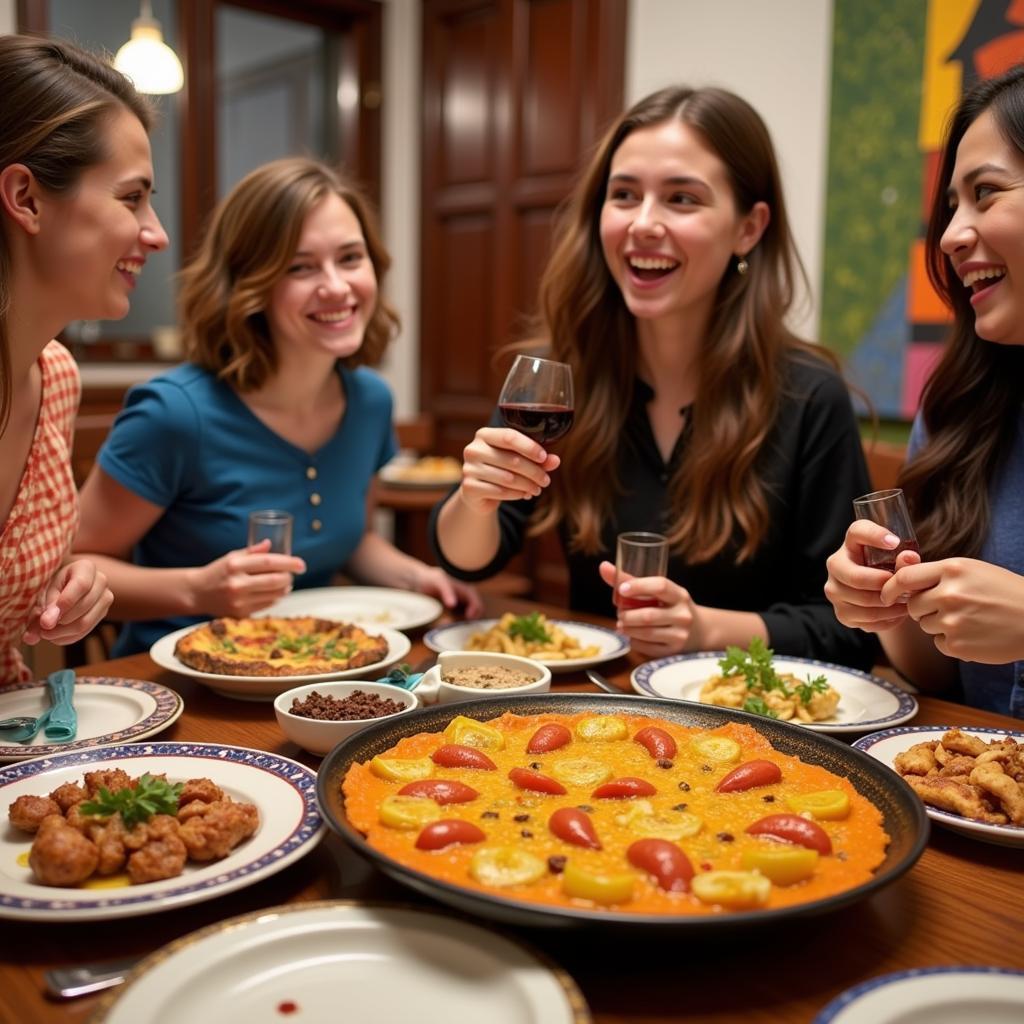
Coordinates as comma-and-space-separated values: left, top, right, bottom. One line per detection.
378, 0, 420, 419
0, 1, 14, 36
626, 0, 833, 339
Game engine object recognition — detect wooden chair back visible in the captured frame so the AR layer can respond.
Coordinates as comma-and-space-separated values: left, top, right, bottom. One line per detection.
863, 439, 906, 493
71, 412, 118, 488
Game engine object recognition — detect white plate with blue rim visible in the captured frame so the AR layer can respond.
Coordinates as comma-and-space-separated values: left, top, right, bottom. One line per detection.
424, 618, 630, 674
91, 901, 590, 1024
813, 965, 1024, 1023
0, 676, 183, 763
630, 653, 918, 735
0, 742, 324, 921
853, 724, 1024, 847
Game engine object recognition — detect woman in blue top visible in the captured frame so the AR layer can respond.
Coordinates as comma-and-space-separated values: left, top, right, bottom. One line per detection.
825, 65, 1024, 717
76, 158, 479, 655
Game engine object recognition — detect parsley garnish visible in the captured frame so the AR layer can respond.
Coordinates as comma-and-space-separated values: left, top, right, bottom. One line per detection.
718, 637, 787, 694
80, 774, 183, 829
219, 638, 238, 653
795, 674, 830, 705
741, 696, 779, 718
322, 640, 357, 661
508, 612, 551, 644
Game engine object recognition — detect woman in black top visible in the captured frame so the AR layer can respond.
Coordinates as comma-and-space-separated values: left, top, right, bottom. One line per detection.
431, 85, 875, 669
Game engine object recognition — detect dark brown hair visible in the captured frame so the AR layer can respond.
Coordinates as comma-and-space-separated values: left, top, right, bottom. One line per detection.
901, 64, 1024, 558
0, 34, 153, 434
178, 157, 399, 390
531, 85, 836, 561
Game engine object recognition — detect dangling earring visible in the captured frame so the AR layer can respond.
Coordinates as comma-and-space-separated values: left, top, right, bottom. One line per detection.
736, 255, 749, 276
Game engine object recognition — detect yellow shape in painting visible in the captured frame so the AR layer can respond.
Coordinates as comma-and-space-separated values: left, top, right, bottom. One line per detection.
920, 0, 980, 150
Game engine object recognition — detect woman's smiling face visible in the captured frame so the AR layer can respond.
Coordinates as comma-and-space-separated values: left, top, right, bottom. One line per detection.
265, 191, 378, 363
941, 108, 1024, 347
598, 119, 765, 334
33, 108, 168, 324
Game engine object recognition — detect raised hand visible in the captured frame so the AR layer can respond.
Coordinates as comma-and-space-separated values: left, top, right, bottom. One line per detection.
188, 538, 306, 618
456, 426, 560, 516
881, 557, 1024, 663
598, 560, 702, 656
22, 559, 113, 645
824, 520, 922, 633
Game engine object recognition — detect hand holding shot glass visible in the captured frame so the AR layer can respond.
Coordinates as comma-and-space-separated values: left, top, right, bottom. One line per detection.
852, 489, 919, 572
248, 510, 293, 555
614, 531, 669, 609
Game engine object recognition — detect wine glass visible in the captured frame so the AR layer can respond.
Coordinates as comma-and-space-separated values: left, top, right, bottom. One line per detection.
498, 355, 574, 444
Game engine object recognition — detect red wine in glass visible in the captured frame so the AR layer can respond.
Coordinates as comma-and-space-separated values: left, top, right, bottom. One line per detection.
498, 356, 574, 445
863, 537, 920, 572
498, 403, 574, 444
614, 593, 663, 610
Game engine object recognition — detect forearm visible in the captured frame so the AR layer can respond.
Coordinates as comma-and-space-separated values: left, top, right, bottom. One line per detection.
345, 531, 432, 589
74, 553, 199, 621
434, 490, 503, 571
697, 608, 768, 652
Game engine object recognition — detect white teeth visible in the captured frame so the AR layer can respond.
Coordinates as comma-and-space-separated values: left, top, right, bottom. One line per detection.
962, 267, 1006, 288
311, 309, 354, 323
629, 256, 678, 271
116, 260, 142, 275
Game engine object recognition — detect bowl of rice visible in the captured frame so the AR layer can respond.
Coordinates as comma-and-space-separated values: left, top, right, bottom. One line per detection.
415, 651, 551, 705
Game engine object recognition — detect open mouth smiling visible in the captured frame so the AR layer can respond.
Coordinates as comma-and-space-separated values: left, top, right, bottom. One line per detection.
309, 308, 356, 324
962, 266, 1006, 295
627, 255, 680, 282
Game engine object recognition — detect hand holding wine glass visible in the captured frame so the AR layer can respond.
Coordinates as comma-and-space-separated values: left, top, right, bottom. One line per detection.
455, 356, 573, 516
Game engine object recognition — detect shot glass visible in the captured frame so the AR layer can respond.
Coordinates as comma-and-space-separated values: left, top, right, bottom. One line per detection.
852, 488, 918, 572
614, 531, 669, 610
248, 510, 293, 555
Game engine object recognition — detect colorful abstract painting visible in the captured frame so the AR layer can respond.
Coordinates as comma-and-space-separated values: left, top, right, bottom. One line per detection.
822, 0, 1024, 420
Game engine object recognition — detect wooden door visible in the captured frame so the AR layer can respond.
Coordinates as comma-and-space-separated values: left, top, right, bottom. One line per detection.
420, 0, 625, 602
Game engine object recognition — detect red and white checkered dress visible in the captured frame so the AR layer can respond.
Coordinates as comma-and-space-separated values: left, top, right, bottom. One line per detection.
0, 341, 80, 685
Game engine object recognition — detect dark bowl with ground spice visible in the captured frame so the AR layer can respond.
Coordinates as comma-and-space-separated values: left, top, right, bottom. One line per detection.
274, 681, 420, 756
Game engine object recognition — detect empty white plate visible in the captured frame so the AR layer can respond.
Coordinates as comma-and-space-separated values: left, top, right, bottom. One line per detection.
92, 902, 590, 1023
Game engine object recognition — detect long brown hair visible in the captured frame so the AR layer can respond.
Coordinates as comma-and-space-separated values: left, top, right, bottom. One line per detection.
0, 34, 153, 435
179, 157, 399, 391
901, 64, 1024, 559
531, 86, 835, 561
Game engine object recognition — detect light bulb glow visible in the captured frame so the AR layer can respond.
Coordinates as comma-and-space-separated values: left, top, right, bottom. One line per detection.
114, 22, 184, 95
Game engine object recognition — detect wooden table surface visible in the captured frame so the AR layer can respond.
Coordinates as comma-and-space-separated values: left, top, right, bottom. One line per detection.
3, 596, 1022, 1024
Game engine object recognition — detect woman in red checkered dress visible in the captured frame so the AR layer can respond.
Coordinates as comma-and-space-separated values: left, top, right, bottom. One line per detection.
0, 36, 168, 683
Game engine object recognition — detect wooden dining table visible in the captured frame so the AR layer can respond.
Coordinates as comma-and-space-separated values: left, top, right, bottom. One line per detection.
3, 594, 1022, 1024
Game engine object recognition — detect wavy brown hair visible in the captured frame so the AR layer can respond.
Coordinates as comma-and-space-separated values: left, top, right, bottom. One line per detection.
901, 64, 1024, 559
530, 86, 836, 561
0, 34, 153, 435
179, 157, 399, 391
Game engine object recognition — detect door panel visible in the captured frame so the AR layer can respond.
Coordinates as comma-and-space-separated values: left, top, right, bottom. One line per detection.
421, 0, 625, 603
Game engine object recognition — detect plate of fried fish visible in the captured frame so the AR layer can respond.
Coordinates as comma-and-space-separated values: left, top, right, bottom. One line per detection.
853, 725, 1024, 847
0, 742, 324, 920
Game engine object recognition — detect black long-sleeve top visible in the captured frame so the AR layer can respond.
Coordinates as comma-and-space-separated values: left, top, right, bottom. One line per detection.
429, 353, 878, 670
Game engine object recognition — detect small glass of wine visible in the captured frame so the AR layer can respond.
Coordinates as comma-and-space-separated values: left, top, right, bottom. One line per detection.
615, 531, 669, 610
852, 489, 919, 571
498, 355, 574, 443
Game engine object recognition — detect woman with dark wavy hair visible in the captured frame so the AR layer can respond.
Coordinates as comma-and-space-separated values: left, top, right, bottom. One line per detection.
0, 34, 167, 682
826, 65, 1024, 716
432, 85, 875, 668
77, 157, 479, 656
